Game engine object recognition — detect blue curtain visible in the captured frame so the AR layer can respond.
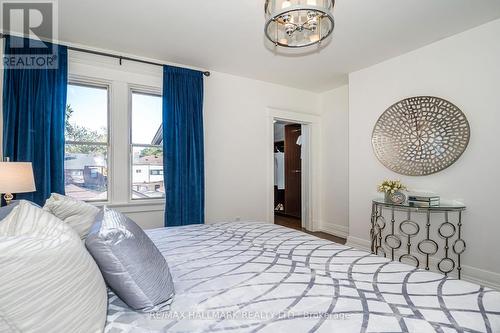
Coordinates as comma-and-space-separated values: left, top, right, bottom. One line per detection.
3, 36, 68, 206
162, 66, 204, 227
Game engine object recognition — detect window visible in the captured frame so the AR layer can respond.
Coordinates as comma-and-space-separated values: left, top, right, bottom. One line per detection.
131, 91, 164, 200
150, 170, 163, 176
65, 83, 109, 201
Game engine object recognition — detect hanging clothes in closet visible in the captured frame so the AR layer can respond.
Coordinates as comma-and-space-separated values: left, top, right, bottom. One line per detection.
274, 152, 285, 190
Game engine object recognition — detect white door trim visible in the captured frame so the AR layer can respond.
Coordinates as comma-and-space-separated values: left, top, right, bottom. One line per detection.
267, 108, 321, 232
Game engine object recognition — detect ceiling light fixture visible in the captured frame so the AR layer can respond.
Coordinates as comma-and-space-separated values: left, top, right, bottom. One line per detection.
264, 0, 335, 48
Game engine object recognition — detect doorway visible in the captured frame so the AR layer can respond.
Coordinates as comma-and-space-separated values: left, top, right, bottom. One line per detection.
273, 121, 303, 230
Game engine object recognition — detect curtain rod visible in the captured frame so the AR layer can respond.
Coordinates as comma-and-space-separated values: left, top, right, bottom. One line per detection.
0, 33, 211, 77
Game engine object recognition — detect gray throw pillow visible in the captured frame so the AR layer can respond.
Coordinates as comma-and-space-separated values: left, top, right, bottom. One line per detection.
85, 207, 174, 313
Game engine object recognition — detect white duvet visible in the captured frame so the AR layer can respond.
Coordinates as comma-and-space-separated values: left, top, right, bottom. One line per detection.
105, 222, 500, 333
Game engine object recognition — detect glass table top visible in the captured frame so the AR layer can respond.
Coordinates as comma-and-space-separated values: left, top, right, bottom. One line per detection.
373, 199, 466, 210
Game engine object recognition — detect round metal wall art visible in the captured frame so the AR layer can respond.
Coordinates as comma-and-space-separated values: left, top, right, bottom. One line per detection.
372, 96, 470, 176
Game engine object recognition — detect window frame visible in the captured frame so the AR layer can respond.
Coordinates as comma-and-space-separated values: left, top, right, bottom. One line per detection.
65, 77, 112, 203
128, 85, 164, 202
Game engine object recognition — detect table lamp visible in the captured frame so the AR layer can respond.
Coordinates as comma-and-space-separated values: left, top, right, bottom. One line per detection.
0, 162, 36, 205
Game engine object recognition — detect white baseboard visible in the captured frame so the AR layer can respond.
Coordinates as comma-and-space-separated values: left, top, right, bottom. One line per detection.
346, 235, 371, 250
317, 222, 349, 238
460, 265, 500, 290
345, 236, 500, 291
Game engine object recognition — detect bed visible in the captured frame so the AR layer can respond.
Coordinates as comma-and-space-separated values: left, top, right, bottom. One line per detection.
105, 222, 500, 333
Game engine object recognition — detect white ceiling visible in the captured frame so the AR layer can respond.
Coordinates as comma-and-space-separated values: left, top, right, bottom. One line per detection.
30, 1, 500, 91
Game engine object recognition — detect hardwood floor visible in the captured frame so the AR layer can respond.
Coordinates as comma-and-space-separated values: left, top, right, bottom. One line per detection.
274, 214, 346, 245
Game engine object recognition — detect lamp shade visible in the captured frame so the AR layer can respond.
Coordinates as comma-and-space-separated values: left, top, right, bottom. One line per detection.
0, 162, 36, 193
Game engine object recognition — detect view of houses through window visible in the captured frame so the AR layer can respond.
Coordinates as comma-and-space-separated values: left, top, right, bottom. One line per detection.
64, 83, 109, 201
64, 84, 165, 202
131, 91, 165, 200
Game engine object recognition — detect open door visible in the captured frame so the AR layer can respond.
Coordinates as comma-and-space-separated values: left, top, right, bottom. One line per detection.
284, 124, 302, 219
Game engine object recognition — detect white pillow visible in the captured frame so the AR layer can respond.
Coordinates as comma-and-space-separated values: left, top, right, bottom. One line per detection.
43, 193, 100, 239
0, 200, 107, 333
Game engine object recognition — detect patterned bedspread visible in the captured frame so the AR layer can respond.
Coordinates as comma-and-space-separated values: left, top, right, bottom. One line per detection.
105, 222, 500, 333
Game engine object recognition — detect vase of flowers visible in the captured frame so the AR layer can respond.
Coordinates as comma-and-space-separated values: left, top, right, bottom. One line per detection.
378, 180, 407, 204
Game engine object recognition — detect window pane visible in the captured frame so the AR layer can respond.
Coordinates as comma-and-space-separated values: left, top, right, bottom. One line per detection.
131, 92, 162, 145
64, 144, 108, 201
66, 84, 108, 143
65, 83, 108, 202
132, 146, 164, 200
